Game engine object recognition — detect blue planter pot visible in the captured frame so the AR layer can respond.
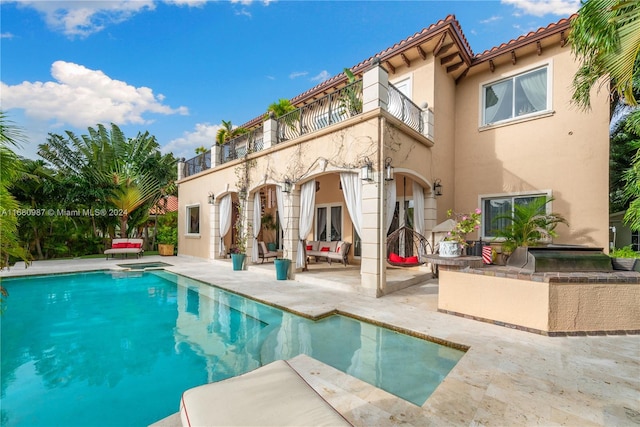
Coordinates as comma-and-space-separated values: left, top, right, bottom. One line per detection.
274, 258, 290, 280
231, 253, 246, 271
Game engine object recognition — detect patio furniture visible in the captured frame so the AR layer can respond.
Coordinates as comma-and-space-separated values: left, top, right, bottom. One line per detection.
104, 238, 144, 260
386, 226, 431, 267
258, 241, 278, 263
306, 240, 351, 266
179, 360, 352, 427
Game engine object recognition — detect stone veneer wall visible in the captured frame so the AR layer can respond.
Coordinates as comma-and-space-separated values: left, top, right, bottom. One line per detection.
438, 267, 640, 336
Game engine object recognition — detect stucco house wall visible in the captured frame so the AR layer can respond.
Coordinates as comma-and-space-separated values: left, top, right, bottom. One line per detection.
453, 43, 610, 249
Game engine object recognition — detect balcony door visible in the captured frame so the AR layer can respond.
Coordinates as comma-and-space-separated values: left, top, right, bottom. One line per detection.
316, 205, 342, 241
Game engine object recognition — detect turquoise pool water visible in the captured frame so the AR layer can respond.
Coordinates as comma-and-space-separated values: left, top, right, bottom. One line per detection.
0, 270, 463, 426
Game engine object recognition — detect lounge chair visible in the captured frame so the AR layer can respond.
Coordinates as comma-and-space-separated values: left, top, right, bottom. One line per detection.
180, 360, 352, 426
258, 241, 278, 263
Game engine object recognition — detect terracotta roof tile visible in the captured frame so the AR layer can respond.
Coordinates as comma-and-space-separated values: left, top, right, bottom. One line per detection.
150, 195, 178, 215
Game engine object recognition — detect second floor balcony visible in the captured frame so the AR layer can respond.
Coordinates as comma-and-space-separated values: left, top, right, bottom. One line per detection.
180, 64, 434, 179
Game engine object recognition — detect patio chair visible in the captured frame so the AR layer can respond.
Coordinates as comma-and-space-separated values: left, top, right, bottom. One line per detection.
386, 226, 432, 267
258, 241, 278, 263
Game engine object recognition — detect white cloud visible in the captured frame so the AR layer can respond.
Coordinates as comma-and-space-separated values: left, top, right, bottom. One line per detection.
1, 32, 15, 39
1, 60, 188, 129
310, 70, 330, 83
480, 16, 503, 24
501, 0, 580, 17
14, 0, 156, 38
162, 122, 221, 159
289, 71, 308, 79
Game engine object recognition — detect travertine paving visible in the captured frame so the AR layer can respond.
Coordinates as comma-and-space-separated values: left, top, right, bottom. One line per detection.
2, 256, 639, 426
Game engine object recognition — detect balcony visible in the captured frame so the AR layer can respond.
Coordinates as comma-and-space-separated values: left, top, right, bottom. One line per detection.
179, 64, 433, 179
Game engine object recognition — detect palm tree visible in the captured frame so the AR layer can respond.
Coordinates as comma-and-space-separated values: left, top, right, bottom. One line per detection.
570, 0, 640, 109
571, 0, 640, 232
0, 112, 31, 271
215, 120, 248, 145
265, 99, 296, 119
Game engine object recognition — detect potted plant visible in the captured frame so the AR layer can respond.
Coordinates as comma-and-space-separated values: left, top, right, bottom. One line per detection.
609, 245, 640, 271
231, 199, 249, 271
492, 197, 568, 260
156, 211, 178, 256
440, 208, 482, 257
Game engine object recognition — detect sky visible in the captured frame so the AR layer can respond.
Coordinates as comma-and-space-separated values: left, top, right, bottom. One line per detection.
1, 0, 581, 161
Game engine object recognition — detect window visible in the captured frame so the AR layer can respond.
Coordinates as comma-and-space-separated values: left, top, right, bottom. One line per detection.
482, 65, 550, 126
481, 192, 550, 238
186, 205, 200, 234
316, 205, 342, 241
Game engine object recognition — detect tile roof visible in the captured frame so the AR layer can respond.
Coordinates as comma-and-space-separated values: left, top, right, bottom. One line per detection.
240, 14, 574, 129
150, 195, 178, 215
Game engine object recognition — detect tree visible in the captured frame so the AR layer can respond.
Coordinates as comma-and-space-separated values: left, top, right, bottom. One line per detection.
38, 124, 172, 239
265, 99, 296, 119
571, 0, 640, 109
0, 112, 31, 269
571, 0, 640, 231
215, 120, 248, 145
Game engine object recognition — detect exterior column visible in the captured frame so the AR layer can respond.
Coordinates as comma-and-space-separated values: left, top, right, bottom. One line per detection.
177, 158, 185, 181
209, 201, 220, 260
362, 60, 389, 113
425, 193, 438, 253
360, 177, 384, 297
211, 144, 221, 168
423, 107, 434, 140
281, 186, 300, 279
263, 115, 277, 149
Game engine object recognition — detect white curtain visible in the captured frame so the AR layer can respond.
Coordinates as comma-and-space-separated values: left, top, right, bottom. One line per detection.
385, 180, 397, 233
485, 80, 511, 123
413, 181, 425, 258
297, 180, 316, 269
252, 194, 261, 263
519, 68, 547, 112
340, 172, 362, 238
219, 195, 232, 257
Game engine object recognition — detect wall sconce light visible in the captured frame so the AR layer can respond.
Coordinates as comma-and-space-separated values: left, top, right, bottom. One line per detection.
208, 192, 215, 204
282, 177, 292, 193
433, 179, 443, 196
360, 157, 373, 182
384, 157, 394, 181
315, 181, 320, 192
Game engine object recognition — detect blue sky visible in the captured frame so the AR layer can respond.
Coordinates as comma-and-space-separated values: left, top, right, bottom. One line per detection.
1, 0, 580, 160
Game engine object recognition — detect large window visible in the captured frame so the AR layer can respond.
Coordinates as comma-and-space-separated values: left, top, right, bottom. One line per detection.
186, 204, 200, 234
482, 65, 550, 126
316, 205, 342, 241
481, 192, 550, 238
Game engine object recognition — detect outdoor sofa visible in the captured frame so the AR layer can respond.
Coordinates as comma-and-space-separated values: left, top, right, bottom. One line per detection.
306, 240, 351, 266
104, 238, 144, 259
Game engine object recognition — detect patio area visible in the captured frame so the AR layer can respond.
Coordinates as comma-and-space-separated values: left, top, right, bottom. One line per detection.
1, 255, 638, 426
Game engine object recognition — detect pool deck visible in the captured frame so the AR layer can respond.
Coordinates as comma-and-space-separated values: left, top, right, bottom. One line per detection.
2, 256, 639, 426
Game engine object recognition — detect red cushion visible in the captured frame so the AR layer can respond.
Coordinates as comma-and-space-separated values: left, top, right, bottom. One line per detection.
112, 243, 127, 249
130, 243, 142, 248
306, 245, 312, 250
336, 245, 341, 253
405, 256, 419, 264
389, 253, 405, 263
320, 247, 330, 252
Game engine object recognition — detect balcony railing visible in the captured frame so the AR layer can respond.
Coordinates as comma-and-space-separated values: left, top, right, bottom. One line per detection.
388, 83, 424, 134
183, 151, 211, 178
219, 126, 264, 165
276, 79, 363, 143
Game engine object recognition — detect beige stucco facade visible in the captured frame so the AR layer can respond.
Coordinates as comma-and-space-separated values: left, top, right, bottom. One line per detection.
177, 15, 610, 297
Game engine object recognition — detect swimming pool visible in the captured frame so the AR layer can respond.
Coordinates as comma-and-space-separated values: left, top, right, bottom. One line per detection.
0, 270, 463, 426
